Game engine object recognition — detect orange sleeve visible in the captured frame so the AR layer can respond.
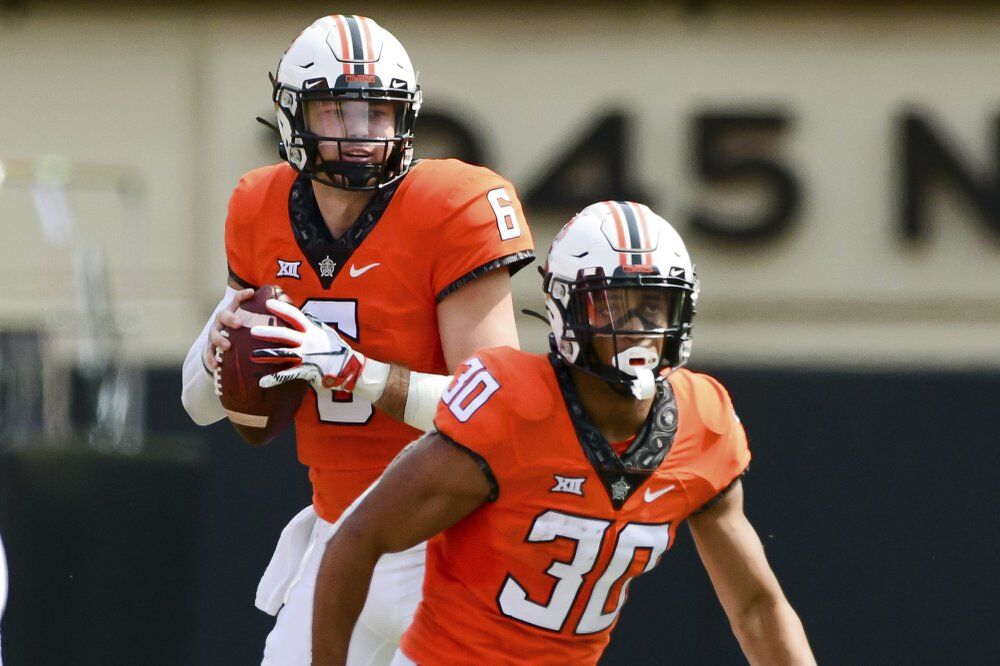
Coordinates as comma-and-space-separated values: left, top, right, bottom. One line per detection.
681, 373, 752, 514
224, 173, 260, 288
425, 164, 535, 301
433, 351, 517, 498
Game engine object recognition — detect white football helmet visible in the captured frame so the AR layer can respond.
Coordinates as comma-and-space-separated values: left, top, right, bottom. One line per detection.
272, 15, 422, 190
544, 201, 699, 399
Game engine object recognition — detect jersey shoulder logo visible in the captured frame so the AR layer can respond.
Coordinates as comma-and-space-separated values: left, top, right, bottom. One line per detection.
276, 259, 301, 279
551, 475, 586, 496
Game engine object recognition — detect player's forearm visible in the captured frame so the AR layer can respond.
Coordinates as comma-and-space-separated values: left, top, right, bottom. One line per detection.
371, 363, 409, 422
180, 327, 225, 425
312, 524, 384, 666
371, 363, 451, 431
180, 287, 238, 425
732, 595, 815, 666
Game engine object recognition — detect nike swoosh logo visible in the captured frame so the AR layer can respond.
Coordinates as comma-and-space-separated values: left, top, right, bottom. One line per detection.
644, 485, 676, 502
303, 79, 324, 89
349, 262, 380, 278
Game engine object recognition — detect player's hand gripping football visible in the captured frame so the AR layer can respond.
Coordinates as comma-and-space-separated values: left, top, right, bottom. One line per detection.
250, 300, 368, 393
205, 288, 256, 373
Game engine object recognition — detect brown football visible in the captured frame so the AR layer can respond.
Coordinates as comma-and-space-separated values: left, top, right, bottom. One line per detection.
218, 284, 307, 445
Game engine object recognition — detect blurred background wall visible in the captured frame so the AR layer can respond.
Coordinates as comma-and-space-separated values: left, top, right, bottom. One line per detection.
1, 1, 998, 663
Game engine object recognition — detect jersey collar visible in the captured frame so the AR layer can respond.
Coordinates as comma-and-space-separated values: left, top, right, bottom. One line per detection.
548, 353, 679, 509
288, 170, 403, 289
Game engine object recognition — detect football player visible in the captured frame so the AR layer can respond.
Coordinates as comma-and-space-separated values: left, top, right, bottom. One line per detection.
311, 202, 815, 665
180, 15, 534, 666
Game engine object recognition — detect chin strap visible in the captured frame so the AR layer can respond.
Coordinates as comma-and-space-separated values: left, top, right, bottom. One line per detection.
311, 158, 382, 189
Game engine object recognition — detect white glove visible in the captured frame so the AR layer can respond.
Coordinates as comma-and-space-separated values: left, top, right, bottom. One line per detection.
250, 299, 389, 402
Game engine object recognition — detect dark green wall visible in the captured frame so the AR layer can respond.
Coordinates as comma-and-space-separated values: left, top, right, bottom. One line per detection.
1, 365, 997, 663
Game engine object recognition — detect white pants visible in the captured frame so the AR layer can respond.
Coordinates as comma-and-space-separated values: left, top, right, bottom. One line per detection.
257, 505, 425, 666
389, 650, 415, 665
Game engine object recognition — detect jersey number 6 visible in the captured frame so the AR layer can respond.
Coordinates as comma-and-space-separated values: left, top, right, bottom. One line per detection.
301, 299, 372, 425
488, 187, 522, 241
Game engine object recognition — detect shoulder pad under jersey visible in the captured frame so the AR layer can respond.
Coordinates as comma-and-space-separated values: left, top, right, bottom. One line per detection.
476, 347, 554, 423
227, 163, 296, 224
671, 369, 740, 436
401, 159, 517, 225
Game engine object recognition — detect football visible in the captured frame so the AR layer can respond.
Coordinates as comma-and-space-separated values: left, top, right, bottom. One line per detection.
218, 284, 307, 445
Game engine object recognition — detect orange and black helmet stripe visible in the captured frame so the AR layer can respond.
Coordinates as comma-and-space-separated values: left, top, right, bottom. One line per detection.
343, 15, 367, 74
329, 15, 376, 76
331, 15, 352, 75
619, 201, 653, 267
603, 201, 652, 267
603, 201, 629, 267
358, 16, 376, 75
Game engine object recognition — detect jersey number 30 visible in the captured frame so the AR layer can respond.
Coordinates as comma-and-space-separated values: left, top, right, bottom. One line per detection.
498, 511, 671, 634
441, 357, 500, 422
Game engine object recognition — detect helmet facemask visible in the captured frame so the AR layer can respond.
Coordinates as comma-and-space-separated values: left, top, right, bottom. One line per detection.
275, 82, 420, 190
549, 267, 695, 400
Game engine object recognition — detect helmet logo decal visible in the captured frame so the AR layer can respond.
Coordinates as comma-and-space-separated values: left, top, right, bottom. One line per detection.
345, 73, 377, 84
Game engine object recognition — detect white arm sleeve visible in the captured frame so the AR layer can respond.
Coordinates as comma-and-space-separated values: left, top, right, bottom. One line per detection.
402, 371, 453, 432
181, 286, 237, 426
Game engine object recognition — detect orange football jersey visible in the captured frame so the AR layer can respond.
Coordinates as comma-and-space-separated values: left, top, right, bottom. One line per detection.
224, 160, 534, 522
401, 347, 750, 665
